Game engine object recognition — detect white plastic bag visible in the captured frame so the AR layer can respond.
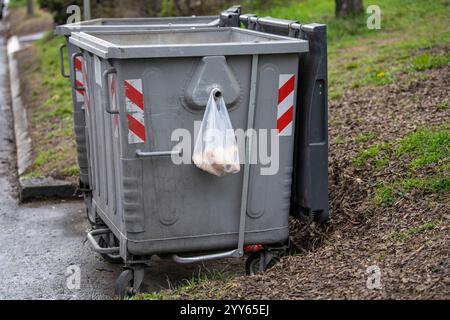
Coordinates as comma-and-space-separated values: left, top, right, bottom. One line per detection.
192, 90, 240, 177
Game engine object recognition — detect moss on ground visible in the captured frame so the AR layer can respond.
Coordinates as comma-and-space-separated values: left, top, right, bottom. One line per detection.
353, 123, 449, 206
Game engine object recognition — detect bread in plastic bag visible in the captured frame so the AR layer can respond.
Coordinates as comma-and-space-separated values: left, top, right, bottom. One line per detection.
193, 90, 240, 177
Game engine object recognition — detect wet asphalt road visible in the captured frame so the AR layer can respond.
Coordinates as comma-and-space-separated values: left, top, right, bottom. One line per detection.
0, 21, 118, 299
0, 23, 243, 300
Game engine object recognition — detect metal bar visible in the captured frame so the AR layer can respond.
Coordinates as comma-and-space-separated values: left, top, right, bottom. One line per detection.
240, 14, 302, 33
236, 54, 259, 257
136, 149, 182, 158
171, 249, 240, 264
83, 0, 91, 21
101, 67, 117, 210
87, 229, 120, 254
102, 68, 118, 114
59, 44, 70, 78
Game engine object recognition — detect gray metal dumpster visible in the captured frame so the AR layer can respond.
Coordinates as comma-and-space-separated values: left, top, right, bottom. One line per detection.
240, 15, 330, 224
70, 27, 308, 297
55, 7, 241, 224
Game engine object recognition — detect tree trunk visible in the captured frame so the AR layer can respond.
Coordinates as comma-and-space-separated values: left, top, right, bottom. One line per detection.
335, 0, 363, 18
27, 0, 34, 17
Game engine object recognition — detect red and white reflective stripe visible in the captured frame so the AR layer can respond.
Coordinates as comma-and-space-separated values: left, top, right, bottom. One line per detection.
82, 60, 90, 113
125, 79, 146, 144
110, 74, 119, 138
277, 74, 295, 136
74, 56, 84, 103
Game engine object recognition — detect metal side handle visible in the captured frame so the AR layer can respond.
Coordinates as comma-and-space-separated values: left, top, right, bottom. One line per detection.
172, 249, 241, 264
87, 228, 120, 254
136, 149, 182, 158
102, 68, 119, 114
59, 44, 70, 78
240, 14, 302, 37
71, 52, 85, 92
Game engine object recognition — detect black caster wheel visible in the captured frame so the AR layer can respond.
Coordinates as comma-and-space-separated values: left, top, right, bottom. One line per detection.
114, 269, 135, 299
245, 252, 280, 276
115, 265, 145, 299
98, 234, 122, 263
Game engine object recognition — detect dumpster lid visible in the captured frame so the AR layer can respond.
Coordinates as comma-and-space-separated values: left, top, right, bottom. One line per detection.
69, 27, 309, 59
55, 16, 220, 36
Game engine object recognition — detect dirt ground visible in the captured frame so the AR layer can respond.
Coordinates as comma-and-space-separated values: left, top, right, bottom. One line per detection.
6, 8, 53, 37
180, 65, 450, 300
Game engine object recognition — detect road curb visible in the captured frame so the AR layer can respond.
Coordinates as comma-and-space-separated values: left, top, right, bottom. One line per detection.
7, 35, 79, 202
19, 177, 79, 202
7, 36, 32, 176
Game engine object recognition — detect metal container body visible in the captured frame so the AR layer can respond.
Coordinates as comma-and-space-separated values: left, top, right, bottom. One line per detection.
74, 28, 307, 257
240, 17, 330, 223
57, 15, 223, 187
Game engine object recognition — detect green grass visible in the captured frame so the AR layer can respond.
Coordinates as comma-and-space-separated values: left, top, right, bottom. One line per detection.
354, 124, 450, 205
8, 0, 40, 11
375, 174, 450, 206
396, 125, 450, 170
22, 170, 41, 179
355, 132, 378, 144
411, 53, 450, 71
352, 143, 386, 167
8, 0, 28, 9
388, 221, 437, 242
374, 157, 389, 170
354, 124, 449, 171
22, 32, 77, 179
63, 165, 80, 176
435, 100, 448, 111
400, 177, 450, 193
375, 184, 395, 206
333, 136, 344, 145
34, 150, 57, 167
256, 0, 450, 99
134, 268, 234, 300
35, 33, 73, 121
